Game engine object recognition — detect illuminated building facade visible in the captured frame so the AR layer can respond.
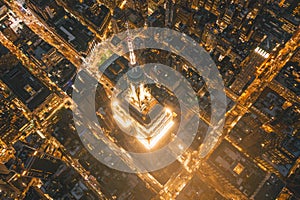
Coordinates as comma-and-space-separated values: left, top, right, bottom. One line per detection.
112, 74, 176, 149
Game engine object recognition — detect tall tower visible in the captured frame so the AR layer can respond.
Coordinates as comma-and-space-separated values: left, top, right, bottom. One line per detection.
126, 22, 137, 66
125, 21, 147, 112
110, 21, 176, 149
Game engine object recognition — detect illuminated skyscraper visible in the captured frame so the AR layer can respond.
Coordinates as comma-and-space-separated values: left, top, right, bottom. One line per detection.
112, 79, 175, 149
109, 23, 176, 150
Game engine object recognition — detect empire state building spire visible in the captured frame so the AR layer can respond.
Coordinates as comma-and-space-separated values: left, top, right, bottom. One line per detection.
126, 22, 137, 66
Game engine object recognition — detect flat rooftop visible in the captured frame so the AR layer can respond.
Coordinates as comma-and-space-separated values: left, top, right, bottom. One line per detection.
1, 63, 50, 111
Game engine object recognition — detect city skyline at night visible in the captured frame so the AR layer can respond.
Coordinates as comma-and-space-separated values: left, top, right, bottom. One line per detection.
0, 0, 299, 200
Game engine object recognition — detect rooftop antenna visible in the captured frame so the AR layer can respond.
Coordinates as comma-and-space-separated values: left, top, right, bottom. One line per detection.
126, 21, 137, 66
